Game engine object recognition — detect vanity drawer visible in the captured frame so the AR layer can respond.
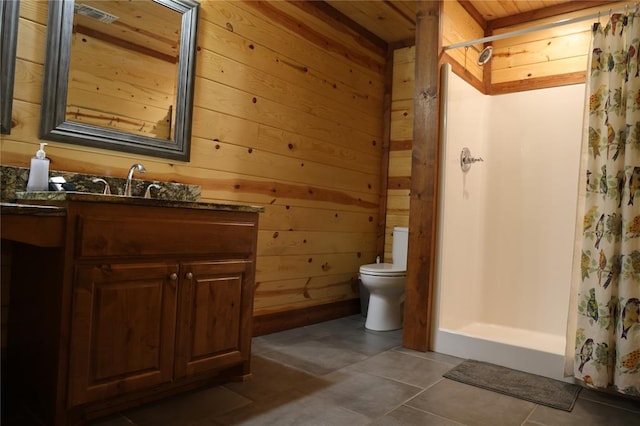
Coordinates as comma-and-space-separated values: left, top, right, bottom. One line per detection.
74, 206, 258, 258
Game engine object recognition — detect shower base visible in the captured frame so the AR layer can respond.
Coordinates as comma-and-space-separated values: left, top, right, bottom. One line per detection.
433, 322, 571, 381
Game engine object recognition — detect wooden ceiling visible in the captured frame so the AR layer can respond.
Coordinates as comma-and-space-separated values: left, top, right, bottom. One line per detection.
324, 0, 620, 44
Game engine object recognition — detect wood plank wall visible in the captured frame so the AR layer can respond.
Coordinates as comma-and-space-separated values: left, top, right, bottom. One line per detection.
66, 31, 176, 139
2, 1, 386, 329
384, 46, 413, 261
489, 1, 627, 94
441, 0, 485, 90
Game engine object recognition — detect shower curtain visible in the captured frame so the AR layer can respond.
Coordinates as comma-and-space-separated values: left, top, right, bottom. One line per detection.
574, 10, 640, 395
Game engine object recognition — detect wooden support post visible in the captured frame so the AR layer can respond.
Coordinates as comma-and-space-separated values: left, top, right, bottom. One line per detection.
402, 0, 441, 352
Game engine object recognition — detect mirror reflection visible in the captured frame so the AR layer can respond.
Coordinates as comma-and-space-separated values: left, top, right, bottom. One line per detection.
40, 0, 199, 161
67, 1, 181, 141
1, 0, 20, 134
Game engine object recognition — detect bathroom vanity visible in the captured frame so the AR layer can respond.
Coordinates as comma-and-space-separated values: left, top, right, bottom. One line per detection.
2, 194, 262, 425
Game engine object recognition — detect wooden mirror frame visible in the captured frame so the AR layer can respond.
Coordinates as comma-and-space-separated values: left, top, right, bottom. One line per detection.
1, 0, 20, 134
39, 0, 199, 162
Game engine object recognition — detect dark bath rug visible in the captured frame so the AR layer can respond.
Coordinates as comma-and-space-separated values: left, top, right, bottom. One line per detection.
443, 359, 581, 411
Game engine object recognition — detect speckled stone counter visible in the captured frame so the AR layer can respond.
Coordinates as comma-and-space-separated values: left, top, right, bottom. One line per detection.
1, 165, 201, 202
2, 164, 263, 212
15, 191, 264, 213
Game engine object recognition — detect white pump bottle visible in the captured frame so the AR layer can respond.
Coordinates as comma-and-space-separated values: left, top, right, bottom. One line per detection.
26, 143, 50, 191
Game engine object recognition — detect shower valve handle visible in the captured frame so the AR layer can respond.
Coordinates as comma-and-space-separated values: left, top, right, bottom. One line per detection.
463, 156, 483, 164
460, 147, 483, 172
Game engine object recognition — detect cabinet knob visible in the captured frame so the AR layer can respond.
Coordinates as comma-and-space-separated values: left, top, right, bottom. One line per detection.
185, 272, 193, 280
169, 273, 178, 281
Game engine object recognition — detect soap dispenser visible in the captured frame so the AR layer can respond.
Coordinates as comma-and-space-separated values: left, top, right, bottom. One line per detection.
26, 143, 50, 191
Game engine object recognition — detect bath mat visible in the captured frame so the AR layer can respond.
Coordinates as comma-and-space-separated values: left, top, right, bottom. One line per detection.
443, 359, 581, 411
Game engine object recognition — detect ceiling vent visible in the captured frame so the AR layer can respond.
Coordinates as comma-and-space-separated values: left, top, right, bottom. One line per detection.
74, 3, 119, 24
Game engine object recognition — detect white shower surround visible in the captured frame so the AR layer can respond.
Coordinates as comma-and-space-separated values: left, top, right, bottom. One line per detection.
432, 66, 585, 380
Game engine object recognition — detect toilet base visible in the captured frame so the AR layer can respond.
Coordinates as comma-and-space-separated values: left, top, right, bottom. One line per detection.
364, 294, 403, 331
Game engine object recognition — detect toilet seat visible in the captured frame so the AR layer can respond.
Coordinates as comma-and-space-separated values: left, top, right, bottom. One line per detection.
359, 263, 406, 277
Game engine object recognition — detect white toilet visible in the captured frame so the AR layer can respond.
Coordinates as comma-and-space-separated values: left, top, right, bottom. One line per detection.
359, 227, 408, 331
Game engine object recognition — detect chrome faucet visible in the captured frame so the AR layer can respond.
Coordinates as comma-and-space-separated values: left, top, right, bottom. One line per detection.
92, 178, 111, 195
144, 183, 161, 199
124, 163, 146, 196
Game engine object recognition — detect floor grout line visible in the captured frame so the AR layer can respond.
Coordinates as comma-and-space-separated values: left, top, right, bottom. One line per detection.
80, 316, 639, 426
520, 403, 540, 426
391, 346, 464, 367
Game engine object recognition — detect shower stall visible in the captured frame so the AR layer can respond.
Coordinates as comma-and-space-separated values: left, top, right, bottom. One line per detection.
431, 64, 585, 380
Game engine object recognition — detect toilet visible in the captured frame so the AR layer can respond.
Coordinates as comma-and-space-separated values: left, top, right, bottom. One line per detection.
359, 227, 408, 331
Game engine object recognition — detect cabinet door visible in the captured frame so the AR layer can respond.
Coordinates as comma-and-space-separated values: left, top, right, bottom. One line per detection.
174, 260, 253, 379
68, 263, 178, 406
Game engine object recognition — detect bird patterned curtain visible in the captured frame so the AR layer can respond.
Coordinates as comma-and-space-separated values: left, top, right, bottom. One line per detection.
575, 10, 640, 395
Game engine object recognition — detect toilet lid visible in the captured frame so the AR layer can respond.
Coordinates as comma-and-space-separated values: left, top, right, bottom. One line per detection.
359, 263, 406, 277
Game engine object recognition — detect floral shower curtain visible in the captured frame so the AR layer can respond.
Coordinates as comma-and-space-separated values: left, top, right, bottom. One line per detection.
575, 10, 640, 395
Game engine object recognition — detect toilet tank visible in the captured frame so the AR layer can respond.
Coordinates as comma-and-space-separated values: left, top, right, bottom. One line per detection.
391, 227, 409, 268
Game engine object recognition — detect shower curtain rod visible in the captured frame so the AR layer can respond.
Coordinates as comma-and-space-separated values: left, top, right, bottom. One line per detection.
443, 5, 632, 51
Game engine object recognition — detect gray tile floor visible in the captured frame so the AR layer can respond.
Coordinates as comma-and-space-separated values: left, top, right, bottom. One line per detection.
93, 315, 640, 426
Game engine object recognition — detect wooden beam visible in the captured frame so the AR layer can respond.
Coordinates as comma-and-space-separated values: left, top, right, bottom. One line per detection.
245, 1, 386, 71
490, 70, 586, 95
458, 0, 486, 29
384, 0, 418, 27
402, 0, 440, 352
487, 1, 616, 31
73, 24, 178, 64
295, 0, 388, 54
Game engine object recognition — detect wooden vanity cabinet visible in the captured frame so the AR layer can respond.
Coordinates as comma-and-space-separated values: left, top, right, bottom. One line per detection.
51, 200, 257, 423
174, 260, 253, 379
67, 262, 180, 406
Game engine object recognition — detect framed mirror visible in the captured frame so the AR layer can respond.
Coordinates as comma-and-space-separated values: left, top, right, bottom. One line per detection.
40, 0, 199, 161
1, 0, 20, 134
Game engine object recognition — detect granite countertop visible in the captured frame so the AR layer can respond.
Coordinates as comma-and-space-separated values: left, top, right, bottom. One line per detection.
14, 192, 265, 214
1, 165, 203, 202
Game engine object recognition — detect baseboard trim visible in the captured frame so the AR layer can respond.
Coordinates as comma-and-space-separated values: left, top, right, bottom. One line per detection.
252, 299, 361, 336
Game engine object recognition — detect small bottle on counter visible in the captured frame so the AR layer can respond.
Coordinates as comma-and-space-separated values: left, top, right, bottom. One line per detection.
26, 143, 50, 191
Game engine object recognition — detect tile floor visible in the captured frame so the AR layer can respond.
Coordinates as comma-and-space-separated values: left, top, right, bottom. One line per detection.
89, 315, 640, 426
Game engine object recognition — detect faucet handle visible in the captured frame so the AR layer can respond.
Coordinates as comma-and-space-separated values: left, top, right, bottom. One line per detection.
92, 178, 111, 195
144, 183, 161, 199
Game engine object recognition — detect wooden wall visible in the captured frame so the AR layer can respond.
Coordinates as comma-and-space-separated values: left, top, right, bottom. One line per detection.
2, 1, 386, 327
442, 1, 627, 94
384, 46, 413, 261
489, 2, 626, 94
441, 0, 486, 91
